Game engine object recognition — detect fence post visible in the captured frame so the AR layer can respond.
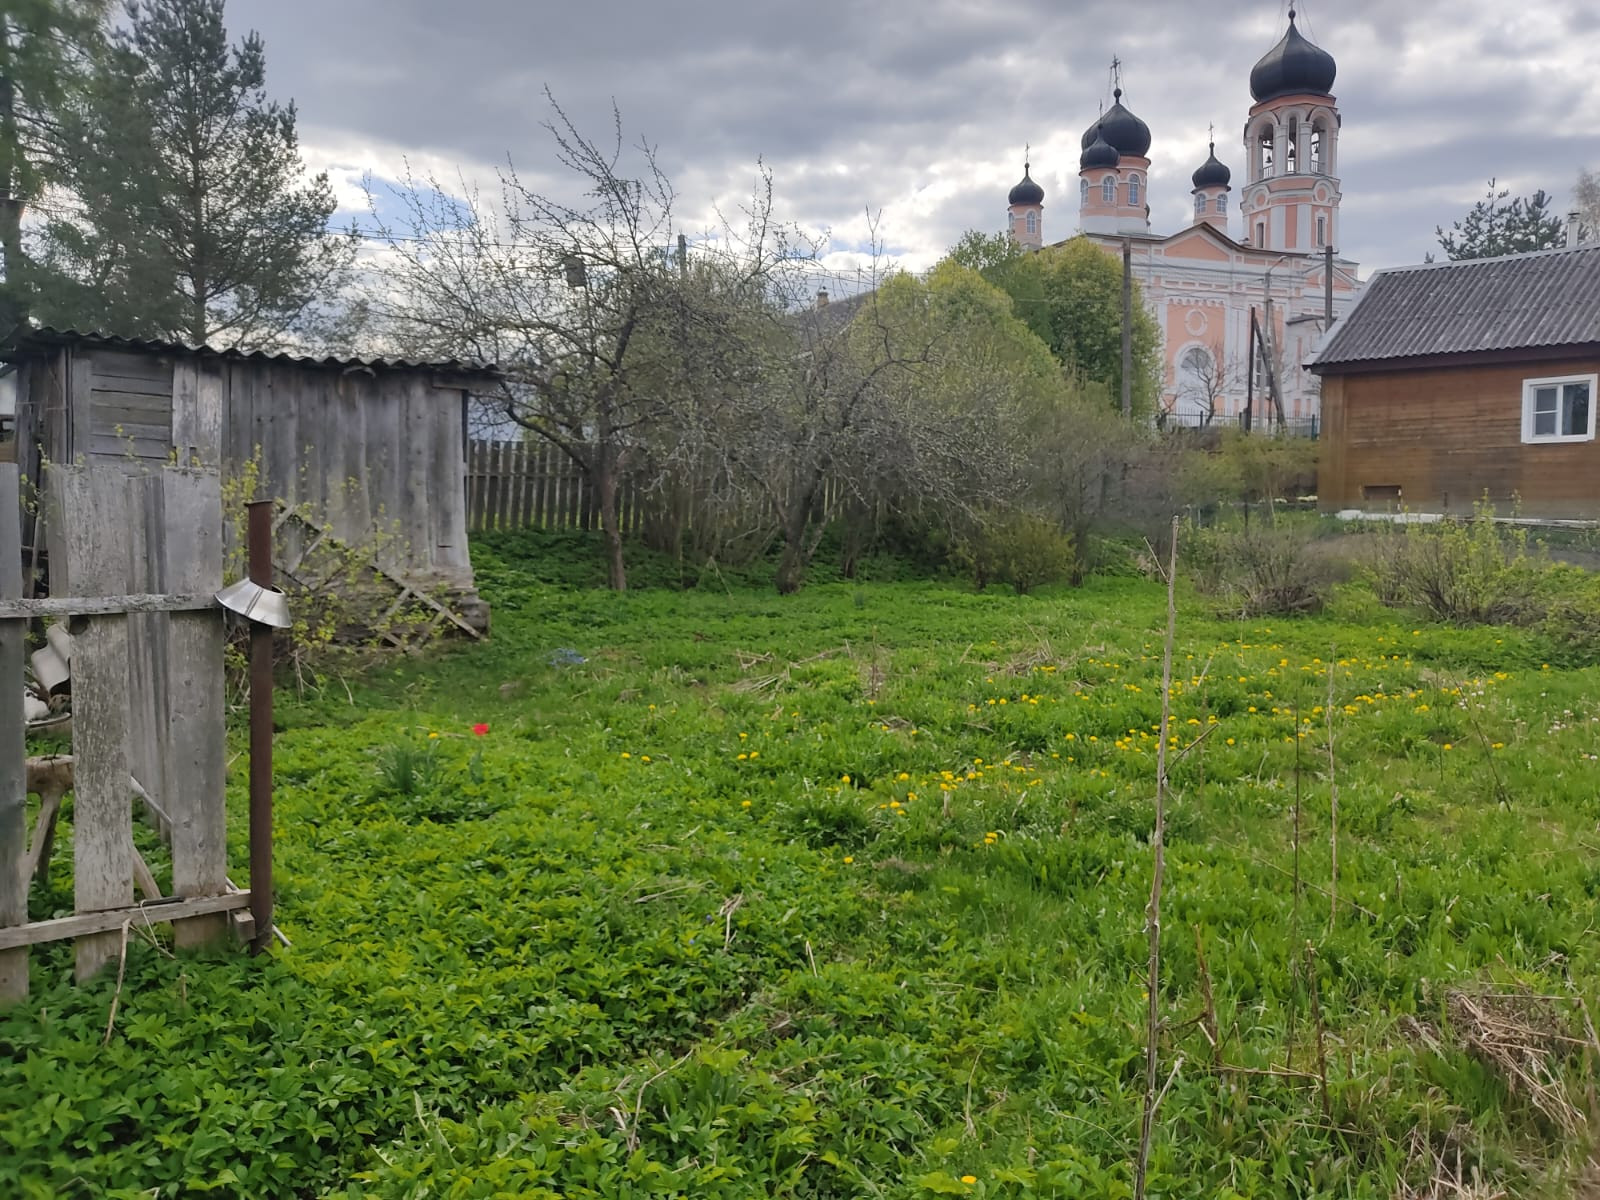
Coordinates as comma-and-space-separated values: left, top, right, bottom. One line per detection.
0, 463, 28, 1003
58, 467, 135, 983
164, 468, 229, 948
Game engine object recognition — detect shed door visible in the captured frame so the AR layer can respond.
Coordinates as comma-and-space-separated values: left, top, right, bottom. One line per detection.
87, 350, 175, 463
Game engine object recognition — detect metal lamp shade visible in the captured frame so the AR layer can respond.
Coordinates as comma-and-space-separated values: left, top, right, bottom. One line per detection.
215, 578, 293, 629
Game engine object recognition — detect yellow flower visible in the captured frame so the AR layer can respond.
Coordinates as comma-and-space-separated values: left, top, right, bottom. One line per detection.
1442, 743, 1452, 751
841, 774, 851, 783
739, 732, 748, 739
843, 856, 854, 864
907, 792, 917, 801
641, 755, 652, 763
741, 800, 752, 808
620, 752, 631, 759
961, 1176, 977, 1185
1226, 738, 1235, 746
749, 751, 760, 759
427, 731, 440, 739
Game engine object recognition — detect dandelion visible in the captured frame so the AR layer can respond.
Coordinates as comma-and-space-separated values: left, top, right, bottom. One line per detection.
621, 752, 631, 759
428, 731, 440, 739
841, 774, 851, 784
750, 751, 760, 759
1226, 738, 1235, 746
741, 800, 752, 808
737, 753, 748, 761
641, 755, 652, 763
1442, 743, 1452, 751
843, 856, 854, 864
907, 792, 917, 801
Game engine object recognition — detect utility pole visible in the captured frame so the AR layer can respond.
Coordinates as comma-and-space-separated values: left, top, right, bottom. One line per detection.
1121, 237, 1133, 419
1324, 243, 1334, 328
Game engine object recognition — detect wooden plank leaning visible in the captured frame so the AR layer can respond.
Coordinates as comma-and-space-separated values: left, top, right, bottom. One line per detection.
56, 466, 136, 983
0, 463, 29, 1003
162, 468, 229, 948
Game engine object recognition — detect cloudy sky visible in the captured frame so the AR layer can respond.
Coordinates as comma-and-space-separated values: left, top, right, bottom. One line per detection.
225, 0, 1600, 287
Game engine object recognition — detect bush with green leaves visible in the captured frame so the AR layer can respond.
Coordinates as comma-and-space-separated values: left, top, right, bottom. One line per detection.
1185, 518, 1346, 616
953, 512, 1075, 594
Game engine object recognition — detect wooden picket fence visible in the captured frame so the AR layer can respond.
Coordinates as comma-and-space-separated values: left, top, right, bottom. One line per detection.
467, 439, 655, 535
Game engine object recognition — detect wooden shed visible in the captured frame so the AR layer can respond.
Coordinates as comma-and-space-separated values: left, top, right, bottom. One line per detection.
1311, 245, 1600, 518
4, 330, 497, 628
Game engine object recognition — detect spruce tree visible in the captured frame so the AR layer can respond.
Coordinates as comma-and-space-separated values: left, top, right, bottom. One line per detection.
0, 0, 111, 339
39, 0, 354, 348
1434, 178, 1565, 260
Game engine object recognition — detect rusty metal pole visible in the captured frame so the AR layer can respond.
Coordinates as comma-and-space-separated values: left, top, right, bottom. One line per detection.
246, 500, 274, 954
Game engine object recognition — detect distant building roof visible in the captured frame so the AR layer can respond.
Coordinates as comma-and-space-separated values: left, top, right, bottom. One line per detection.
4, 327, 499, 379
1312, 244, 1600, 372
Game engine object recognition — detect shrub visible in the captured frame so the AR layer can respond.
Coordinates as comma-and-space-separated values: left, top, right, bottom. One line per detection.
1365, 502, 1541, 624
953, 512, 1075, 594
1185, 519, 1343, 616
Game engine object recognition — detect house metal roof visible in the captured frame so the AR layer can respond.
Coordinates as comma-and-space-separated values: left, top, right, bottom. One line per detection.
4, 327, 500, 379
1311, 243, 1600, 372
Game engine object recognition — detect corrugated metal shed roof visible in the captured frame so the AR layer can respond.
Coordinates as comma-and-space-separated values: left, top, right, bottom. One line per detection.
1311, 244, 1600, 371
3, 327, 500, 378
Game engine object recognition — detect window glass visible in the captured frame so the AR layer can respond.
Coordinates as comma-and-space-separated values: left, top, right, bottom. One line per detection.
1564, 381, 1591, 436
1533, 386, 1559, 437
1129, 176, 1140, 207
1317, 216, 1326, 247
1081, 178, 1089, 205
1026, 211, 1037, 235
1102, 176, 1116, 204
1218, 194, 1227, 214
1194, 195, 1206, 215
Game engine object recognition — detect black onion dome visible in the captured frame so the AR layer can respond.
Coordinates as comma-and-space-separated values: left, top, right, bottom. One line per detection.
1008, 163, 1045, 206
1191, 143, 1231, 190
1079, 126, 1119, 170
1079, 89, 1151, 158
1249, 9, 1337, 102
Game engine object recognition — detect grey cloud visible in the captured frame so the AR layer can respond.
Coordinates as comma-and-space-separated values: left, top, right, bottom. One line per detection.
224, 0, 1600, 272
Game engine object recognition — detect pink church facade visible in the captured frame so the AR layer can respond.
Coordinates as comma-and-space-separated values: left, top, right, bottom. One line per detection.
1004, 10, 1361, 428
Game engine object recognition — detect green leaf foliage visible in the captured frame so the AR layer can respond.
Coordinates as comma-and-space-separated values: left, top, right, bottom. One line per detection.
3, 529, 1599, 1197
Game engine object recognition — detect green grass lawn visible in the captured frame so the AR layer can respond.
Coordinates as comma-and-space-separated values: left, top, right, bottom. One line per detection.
5, 534, 1599, 1198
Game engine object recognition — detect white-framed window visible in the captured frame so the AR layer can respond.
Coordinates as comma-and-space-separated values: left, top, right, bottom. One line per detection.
1316, 215, 1326, 247
1217, 193, 1228, 215
1522, 374, 1596, 443
1255, 220, 1266, 247
1194, 194, 1206, 216
1026, 210, 1037, 236
1081, 178, 1089, 205
1128, 175, 1141, 207
1102, 176, 1116, 204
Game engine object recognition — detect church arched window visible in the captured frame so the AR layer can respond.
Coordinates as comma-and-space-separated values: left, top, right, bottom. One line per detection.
1081, 178, 1090, 206
1310, 122, 1326, 174
1195, 194, 1206, 217
1026, 210, 1038, 236
1102, 176, 1116, 204
1128, 175, 1141, 207
1257, 125, 1276, 179
1286, 117, 1299, 174
1217, 193, 1228, 215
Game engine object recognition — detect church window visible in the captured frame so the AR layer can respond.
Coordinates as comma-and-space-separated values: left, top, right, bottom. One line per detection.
1026, 210, 1038, 236
1128, 175, 1140, 207
1081, 178, 1089, 205
1217, 193, 1228, 215
1310, 124, 1325, 174
1255, 221, 1266, 247
1195, 194, 1206, 217
1286, 118, 1299, 174
1102, 176, 1116, 204
1316, 215, 1327, 247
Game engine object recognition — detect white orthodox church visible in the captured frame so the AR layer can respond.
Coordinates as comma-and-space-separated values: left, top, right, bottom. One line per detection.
1003, 8, 1361, 428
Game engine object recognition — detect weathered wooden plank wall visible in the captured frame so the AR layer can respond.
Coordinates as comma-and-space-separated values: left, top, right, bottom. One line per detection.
0, 464, 27, 1001
466, 439, 650, 534
221, 361, 476, 596
464, 439, 850, 539
55, 466, 136, 983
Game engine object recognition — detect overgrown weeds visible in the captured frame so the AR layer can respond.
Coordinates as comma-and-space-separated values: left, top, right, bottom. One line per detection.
1185, 518, 1345, 616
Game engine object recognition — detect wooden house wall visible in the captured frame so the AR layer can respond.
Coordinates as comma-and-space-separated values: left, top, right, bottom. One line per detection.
217, 360, 474, 594
1318, 355, 1600, 518
22, 345, 477, 601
